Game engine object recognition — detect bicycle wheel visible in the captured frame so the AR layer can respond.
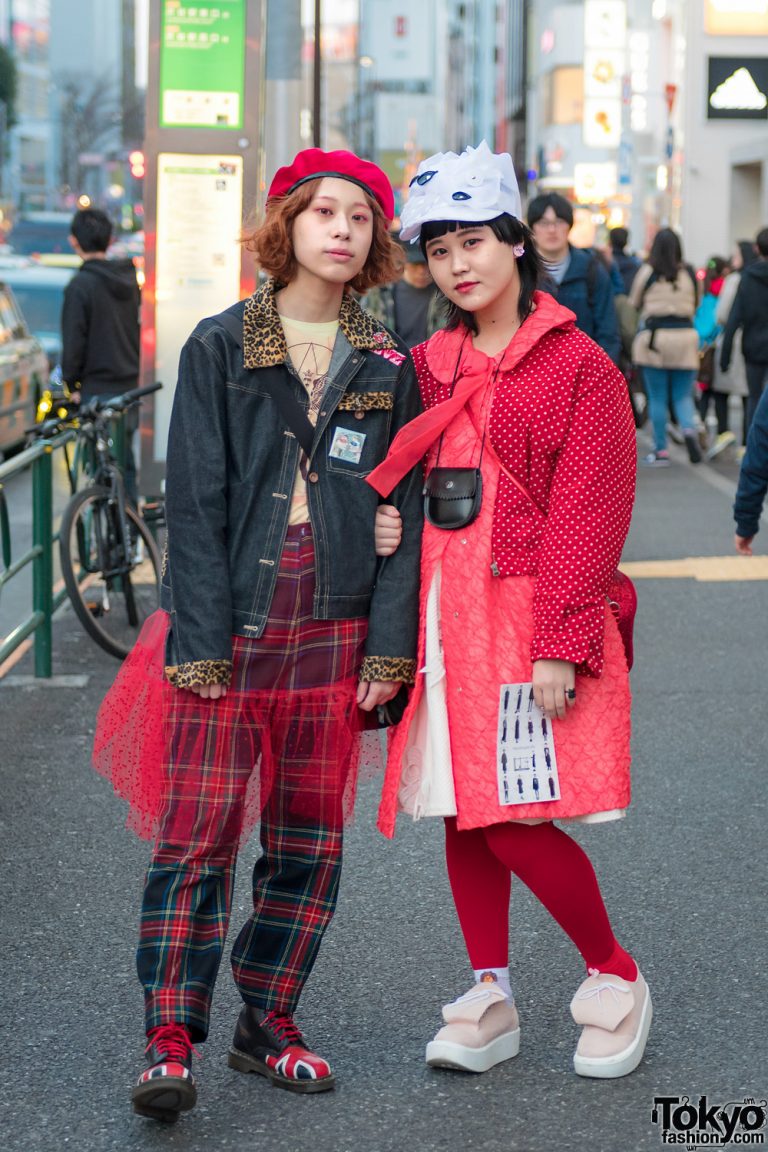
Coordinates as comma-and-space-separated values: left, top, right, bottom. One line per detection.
59, 485, 162, 659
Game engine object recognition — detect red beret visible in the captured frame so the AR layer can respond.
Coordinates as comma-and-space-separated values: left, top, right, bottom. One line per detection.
267, 148, 394, 222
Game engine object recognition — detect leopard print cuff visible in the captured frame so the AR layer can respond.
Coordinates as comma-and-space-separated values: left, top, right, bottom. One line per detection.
165, 660, 233, 689
359, 656, 417, 685
337, 391, 394, 412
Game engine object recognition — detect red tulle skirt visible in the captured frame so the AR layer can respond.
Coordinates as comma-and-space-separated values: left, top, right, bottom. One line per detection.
92, 609, 171, 842
93, 530, 384, 847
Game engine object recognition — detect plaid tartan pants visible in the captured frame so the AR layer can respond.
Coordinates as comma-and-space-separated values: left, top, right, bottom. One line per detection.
137, 526, 366, 1042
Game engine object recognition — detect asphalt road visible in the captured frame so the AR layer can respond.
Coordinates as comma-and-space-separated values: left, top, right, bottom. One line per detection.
1, 432, 766, 1152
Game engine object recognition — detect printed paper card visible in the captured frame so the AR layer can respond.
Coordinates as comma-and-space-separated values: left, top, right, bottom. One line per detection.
497, 683, 560, 806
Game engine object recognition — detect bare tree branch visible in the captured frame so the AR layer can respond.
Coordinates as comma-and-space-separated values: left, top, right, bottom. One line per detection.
55, 71, 122, 190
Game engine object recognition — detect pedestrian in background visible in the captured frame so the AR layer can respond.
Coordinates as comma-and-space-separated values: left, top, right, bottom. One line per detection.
527, 192, 621, 364
601, 231, 645, 425
715, 240, 757, 455
734, 385, 768, 556
629, 227, 701, 467
362, 235, 445, 346
94, 148, 423, 1121
721, 227, 768, 442
693, 256, 733, 459
369, 142, 649, 1083
62, 207, 141, 502
609, 226, 641, 295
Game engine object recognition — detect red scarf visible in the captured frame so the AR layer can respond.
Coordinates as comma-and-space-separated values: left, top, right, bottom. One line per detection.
366, 291, 574, 497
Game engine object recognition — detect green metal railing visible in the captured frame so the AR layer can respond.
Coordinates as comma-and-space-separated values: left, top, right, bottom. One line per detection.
0, 400, 158, 677
0, 431, 76, 676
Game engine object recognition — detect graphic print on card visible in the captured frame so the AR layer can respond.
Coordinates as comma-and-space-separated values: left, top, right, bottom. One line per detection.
497, 683, 560, 806
329, 426, 366, 464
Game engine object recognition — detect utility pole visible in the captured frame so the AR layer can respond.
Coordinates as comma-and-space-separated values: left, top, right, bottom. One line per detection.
265, 0, 302, 174
0, 100, 6, 200
313, 0, 322, 147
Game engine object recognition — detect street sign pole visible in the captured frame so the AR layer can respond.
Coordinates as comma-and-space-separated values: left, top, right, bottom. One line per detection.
140, 0, 267, 498
313, 0, 322, 147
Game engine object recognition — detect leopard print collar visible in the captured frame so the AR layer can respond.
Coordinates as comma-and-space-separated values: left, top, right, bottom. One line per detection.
242, 278, 398, 369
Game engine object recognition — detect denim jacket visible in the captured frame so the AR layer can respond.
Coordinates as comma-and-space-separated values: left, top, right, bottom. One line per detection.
161, 279, 423, 689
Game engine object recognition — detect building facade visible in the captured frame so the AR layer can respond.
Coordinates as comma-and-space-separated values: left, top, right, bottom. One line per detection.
356, 0, 527, 214
525, 0, 689, 254
2, 0, 54, 211
525, 0, 768, 264
680, 0, 768, 264
1, 0, 139, 214
50, 0, 139, 217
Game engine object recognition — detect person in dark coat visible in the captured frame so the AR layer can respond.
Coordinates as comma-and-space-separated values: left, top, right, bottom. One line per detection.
62, 208, 141, 397
362, 237, 445, 346
609, 227, 641, 295
734, 384, 768, 555
62, 208, 141, 499
721, 227, 768, 437
527, 192, 620, 364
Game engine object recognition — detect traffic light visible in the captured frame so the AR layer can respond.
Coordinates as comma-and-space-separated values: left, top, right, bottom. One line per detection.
129, 150, 145, 180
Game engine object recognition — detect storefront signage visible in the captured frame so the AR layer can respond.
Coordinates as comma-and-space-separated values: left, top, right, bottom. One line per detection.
574, 162, 617, 203
154, 152, 244, 454
707, 57, 768, 120
361, 0, 434, 85
583, 0, 625, 148
705, 1, 768, 37
159, 1, 246, 129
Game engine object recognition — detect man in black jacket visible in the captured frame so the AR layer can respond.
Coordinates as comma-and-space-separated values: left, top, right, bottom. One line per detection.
721, 227, 768, 437
62, 208, 141, 500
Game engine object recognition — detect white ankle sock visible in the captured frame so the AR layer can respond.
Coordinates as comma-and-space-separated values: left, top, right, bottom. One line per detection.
473, 967, 512, 1000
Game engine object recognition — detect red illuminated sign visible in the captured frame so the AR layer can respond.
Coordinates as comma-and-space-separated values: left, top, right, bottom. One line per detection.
395, 16, 407, 37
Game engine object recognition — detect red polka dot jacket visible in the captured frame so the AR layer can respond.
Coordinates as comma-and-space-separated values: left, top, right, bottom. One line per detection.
414, 292, 637, 677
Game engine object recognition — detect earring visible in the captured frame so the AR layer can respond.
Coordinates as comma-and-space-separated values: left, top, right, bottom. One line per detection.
512, 243, 525, 258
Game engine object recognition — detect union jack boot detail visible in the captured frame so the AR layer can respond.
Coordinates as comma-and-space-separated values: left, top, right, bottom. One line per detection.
132, 1023, 198, 1122
228, 1006, 335, 1094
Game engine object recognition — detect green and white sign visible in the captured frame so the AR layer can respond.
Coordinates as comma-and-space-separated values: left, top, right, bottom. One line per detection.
159, 1, 246, 129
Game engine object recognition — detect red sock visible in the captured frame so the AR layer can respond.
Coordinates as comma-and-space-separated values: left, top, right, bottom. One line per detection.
479, 821, 637, 981
590, 940, 638, 981
444, 817, 510, 969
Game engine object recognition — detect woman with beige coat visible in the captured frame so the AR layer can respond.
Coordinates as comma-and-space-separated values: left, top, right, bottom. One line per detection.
630, 228, 700, 467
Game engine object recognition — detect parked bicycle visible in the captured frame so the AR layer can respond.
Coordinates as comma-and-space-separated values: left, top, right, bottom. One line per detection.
28, 382, 163, 659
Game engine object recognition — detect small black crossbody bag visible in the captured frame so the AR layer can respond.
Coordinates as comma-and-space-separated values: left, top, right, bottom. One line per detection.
423, 464, 484, 530
423, 338, 506, 531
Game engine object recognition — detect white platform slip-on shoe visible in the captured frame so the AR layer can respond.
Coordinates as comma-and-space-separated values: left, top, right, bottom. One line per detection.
570, 968, 652, 1079
425, 983, 521, 1073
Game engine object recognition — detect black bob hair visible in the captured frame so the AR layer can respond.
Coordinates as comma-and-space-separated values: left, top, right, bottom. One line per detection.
419, 214, 543, 333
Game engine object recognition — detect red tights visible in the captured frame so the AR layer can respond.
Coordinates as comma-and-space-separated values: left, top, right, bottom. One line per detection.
444, 817, 637, 980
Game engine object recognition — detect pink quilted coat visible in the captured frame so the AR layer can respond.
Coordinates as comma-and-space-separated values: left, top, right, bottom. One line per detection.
377, 294, 636, 838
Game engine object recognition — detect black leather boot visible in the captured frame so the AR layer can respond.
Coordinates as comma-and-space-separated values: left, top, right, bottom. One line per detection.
228, 1005, 335, 1094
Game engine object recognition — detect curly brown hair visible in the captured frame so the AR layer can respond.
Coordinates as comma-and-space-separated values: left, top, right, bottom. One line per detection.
242, 179, 402, 293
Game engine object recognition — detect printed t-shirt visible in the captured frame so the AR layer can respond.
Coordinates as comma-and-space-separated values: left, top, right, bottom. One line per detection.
279, 313, 339, 525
